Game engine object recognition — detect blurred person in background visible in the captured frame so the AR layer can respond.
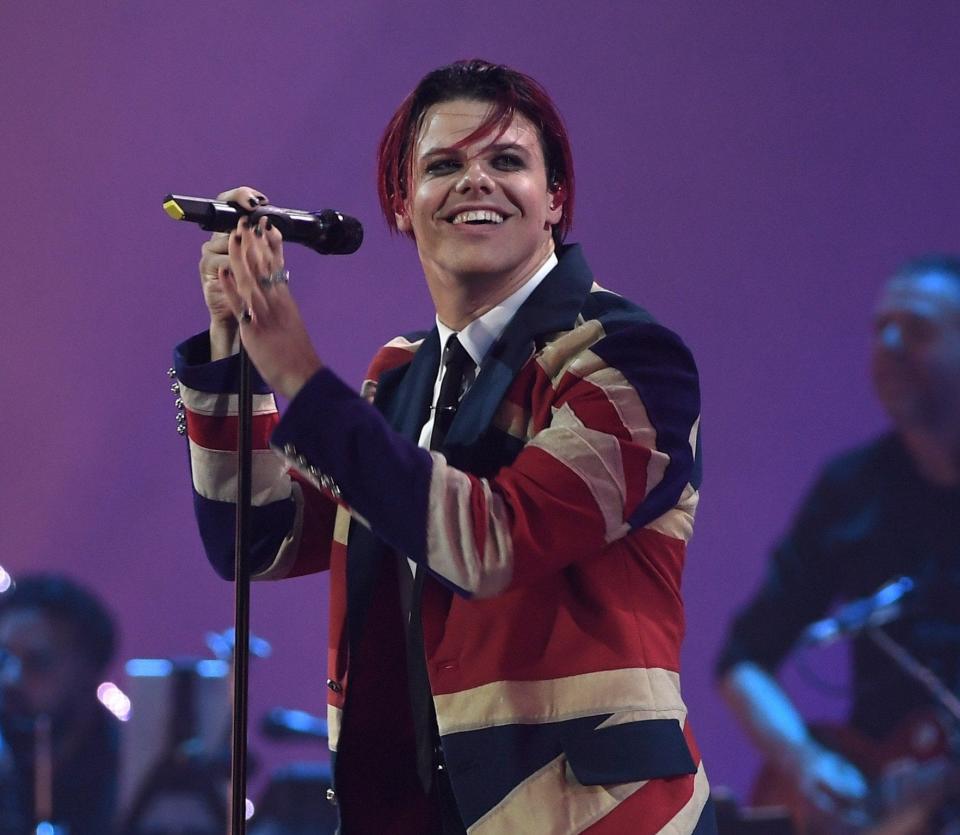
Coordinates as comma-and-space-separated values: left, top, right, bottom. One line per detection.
716, 256, 960, 833
0, 573, 120, 834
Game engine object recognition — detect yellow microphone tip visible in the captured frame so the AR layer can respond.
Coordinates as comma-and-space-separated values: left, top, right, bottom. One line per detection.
163, 198, 185, 220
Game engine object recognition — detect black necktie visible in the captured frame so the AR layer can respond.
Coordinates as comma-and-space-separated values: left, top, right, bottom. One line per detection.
407, 335, 474, 792
429, 335, 474, 452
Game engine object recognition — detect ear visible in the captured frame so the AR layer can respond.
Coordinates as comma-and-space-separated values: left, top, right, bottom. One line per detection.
395, 208, 412, 234
546, 183, 565, 225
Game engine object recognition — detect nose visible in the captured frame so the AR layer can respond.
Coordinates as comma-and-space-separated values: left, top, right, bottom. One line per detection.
455, 159, 493, 194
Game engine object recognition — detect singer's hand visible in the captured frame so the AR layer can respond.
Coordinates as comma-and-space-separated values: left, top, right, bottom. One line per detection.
220, 214, 324, 399
199, 185, 268, 360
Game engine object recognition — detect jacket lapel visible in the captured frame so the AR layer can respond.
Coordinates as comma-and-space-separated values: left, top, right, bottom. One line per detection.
346, 330, 440, 647
443, 244, 594, 452
374, 329, 441, 440
346, 245, 594, 635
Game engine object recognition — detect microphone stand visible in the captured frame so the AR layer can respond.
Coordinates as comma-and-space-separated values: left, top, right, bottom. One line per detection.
163, 193, 362, 834
33, 714, 53, 828
866, 627, 960, 723
228, 342, 254, 835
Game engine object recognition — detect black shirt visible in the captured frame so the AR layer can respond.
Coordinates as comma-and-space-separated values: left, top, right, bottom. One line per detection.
0, 703, 119, 835
716, 433, 960, 740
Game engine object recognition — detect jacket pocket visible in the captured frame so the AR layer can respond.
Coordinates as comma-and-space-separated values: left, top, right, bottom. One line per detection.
562, 718, 696, 785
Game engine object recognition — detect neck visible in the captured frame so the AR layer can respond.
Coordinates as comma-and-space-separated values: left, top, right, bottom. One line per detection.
901, 427, 960, 487
426, 242, 555, 331
432, 280, 519, 331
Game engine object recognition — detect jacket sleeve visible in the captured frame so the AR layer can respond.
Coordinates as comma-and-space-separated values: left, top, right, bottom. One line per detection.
174, 332, 336, 580
270, 320, 700, 598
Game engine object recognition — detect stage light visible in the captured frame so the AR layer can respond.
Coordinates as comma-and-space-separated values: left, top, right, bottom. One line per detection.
196, 659, 229, 678
125, 658, 173, 677
97, 681, 132, 721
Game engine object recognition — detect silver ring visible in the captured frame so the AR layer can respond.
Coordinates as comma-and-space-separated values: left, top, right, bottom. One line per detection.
257, 268, 290, 290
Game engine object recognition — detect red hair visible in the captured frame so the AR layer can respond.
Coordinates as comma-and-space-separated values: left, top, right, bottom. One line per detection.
376, 59, 575, 244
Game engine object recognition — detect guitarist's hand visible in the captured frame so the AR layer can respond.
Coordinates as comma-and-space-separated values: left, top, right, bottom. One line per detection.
796, 743, 871, 829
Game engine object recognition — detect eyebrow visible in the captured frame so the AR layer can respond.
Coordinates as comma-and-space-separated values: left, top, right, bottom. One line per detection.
418, 141, 532, 159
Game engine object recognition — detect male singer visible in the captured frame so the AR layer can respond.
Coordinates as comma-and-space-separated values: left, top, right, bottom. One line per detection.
173, 59, 712, 834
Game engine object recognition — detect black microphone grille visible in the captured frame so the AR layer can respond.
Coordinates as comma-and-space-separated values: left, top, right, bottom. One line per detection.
316, 209, 363, 255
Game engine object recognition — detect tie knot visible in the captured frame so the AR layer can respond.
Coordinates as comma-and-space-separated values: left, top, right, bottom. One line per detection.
441, 335, 475, 395
443, 335, 471, 373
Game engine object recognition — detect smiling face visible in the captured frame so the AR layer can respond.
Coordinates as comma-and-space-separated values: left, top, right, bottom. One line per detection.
871, 269, 960, 434
396, 98, 563, 315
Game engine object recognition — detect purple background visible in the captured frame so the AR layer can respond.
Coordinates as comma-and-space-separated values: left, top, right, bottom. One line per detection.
3, 0, 959, 807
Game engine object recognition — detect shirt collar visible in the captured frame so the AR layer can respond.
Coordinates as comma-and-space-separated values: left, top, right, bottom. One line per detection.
435, 251, 558, 365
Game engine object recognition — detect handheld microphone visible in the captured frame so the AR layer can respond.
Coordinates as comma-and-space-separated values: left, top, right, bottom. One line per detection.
800, 575, 915, 647
162, 194, 363, 255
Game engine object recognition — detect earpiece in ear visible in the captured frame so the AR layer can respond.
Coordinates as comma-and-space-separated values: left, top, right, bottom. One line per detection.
548, 179, 564, 211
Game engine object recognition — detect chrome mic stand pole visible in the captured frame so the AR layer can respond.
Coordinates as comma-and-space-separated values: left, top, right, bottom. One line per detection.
228, 342, 254, 835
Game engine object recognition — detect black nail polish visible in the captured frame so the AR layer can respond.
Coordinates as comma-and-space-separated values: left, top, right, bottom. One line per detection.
265, 219, 273, 230
233, 234, 242, 244
254, 226, 263, 237
257, 195, 267, 204
248, 197, 258, 208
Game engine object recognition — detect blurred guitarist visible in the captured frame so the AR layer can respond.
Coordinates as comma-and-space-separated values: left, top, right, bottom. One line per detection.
716, 256, 960, 833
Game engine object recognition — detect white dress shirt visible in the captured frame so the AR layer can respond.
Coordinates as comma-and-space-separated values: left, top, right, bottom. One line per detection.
416, 251, 558, 448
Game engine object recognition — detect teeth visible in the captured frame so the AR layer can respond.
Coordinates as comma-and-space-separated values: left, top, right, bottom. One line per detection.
451, 209, 504, 225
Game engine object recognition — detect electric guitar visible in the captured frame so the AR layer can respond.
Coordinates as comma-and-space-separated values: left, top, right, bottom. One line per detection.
752, 711, 959, 834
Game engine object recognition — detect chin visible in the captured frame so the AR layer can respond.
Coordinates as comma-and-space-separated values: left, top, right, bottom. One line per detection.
885, 398, 944, 433
447, 255, 517, 278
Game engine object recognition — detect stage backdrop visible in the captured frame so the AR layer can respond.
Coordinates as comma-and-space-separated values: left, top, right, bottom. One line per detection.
2, 0, 959, 808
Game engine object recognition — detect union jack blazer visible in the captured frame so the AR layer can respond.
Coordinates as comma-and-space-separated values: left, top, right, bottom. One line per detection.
174, 244, 714, 834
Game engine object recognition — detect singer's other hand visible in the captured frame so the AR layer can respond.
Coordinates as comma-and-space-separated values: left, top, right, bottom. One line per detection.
220, 213, 324, 400
199, 185, 268, 360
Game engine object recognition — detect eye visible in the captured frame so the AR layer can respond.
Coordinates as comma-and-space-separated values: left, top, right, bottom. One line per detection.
493, 153, 524, 170
902, 318, 936, 343
875, 314, 936, 345
425, 158, 460, 175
